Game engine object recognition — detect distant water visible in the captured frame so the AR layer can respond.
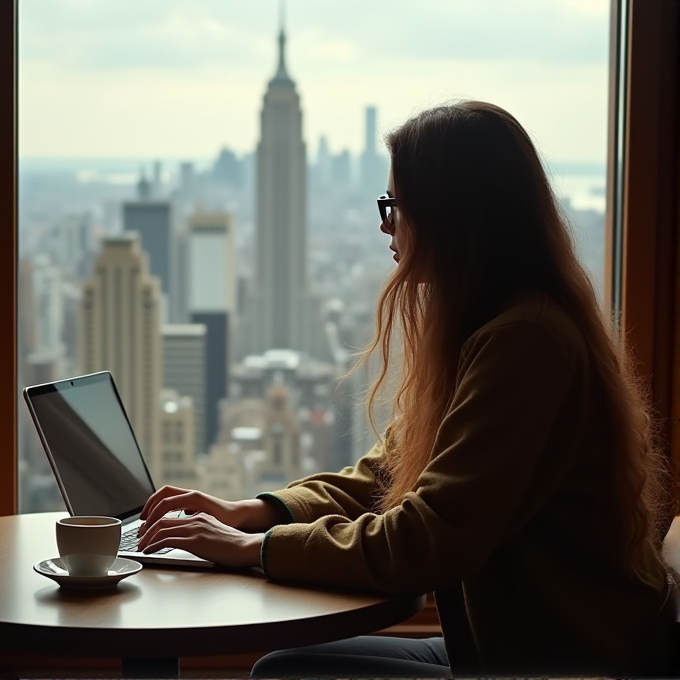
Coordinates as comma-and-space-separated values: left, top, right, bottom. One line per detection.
18, 156, 215, 187
19, 156, 215, 173
552, 173, 606, 214
549, 173, 606, 296
19, 156, 608, 215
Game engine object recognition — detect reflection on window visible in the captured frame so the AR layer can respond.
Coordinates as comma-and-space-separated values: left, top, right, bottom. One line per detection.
17, 0, 610, 512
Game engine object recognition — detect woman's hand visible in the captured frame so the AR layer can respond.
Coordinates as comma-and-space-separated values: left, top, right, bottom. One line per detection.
139, 485, 283, 534
136, 511, 264, 568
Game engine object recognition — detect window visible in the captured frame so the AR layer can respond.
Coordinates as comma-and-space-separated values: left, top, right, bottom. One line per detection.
2, 1, 678, 518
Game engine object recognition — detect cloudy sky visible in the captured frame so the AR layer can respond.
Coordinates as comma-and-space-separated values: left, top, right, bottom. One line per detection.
18, 0, 610, 164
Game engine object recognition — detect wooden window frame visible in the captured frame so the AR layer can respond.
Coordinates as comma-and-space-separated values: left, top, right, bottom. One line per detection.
604, 0, 680, 499
0, 0, 16, 518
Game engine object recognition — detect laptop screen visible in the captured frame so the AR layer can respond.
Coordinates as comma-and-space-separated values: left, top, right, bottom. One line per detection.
24, 371, 155, 519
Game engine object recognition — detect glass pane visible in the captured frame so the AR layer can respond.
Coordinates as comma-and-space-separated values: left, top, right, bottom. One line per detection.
18, 0, 610, 511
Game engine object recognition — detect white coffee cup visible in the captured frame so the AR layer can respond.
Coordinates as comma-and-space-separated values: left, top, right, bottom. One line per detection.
56, 516, 122, 577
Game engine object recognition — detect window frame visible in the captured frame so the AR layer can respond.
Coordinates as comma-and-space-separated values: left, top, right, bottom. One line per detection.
0, 0, 16, 517
604, 0, 680, 497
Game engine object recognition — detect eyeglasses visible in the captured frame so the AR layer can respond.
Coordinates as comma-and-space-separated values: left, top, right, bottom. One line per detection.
377, 194, 397, 225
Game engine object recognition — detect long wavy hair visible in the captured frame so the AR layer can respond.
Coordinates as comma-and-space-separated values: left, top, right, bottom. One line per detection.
359, 101, 669, 581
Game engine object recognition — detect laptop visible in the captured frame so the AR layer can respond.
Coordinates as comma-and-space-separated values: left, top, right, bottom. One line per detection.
23, 370, 215, 568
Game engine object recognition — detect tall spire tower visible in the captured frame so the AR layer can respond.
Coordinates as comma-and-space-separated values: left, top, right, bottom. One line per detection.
274, 0, 288, 81
240, 15, 332, 362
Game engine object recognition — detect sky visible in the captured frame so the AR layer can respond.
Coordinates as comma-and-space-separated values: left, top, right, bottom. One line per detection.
18, 0, 610, 165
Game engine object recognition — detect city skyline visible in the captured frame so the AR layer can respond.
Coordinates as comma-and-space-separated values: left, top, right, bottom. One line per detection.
16, 5, 610, 512
19, 0, 609, 163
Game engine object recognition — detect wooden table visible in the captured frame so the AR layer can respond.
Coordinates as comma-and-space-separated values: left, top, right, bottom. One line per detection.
0, 512, 425, 677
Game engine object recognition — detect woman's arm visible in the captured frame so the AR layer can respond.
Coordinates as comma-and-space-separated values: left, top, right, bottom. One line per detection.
137, 440, 389, 559
256, 439, 389, 523
139, 488, 291, 534
261, 318, 580, 593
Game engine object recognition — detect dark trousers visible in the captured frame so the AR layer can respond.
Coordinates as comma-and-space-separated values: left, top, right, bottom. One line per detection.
250, 635, 451, 678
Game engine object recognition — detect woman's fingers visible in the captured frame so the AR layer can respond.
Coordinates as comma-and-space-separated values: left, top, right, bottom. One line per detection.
141, 534, 194, 554
138, 517, 198, 552
139, 490, 206, 532
137, 513, 264, 567
140, 485, 189, 519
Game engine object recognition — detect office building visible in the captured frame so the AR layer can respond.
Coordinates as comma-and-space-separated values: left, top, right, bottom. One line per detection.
79, 233, 163, 479
152, 160, 163, 195
123, 175, 176, 322
360, 106, 388, 197
315, 135, 332, 189
179, 162, 195, 196
227, 349, 342, 483
159, 389, 197, 486
61, 281, 82, 374
223, 375, 302, 492
162, 323, 207, 456
24, 254, 68, 392
29, 254, 64, 358
213, 148, 243, 188
16, 258, 64, 512
332, 149, 352, 189
53, 212, 93, 281
258, 379, 302, 488
200, 441, 246, 501
187, 211, 237, 449
240, 26, 332, 363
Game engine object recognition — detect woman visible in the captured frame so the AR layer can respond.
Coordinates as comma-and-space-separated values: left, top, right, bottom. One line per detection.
138, 101, 676, 677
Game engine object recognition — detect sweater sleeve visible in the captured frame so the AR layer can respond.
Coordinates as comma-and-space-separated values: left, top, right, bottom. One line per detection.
256, 438, 388, 523
261, 320, 575, 594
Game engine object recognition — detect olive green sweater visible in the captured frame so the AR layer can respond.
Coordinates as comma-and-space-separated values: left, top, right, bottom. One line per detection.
258, 292, 674, 676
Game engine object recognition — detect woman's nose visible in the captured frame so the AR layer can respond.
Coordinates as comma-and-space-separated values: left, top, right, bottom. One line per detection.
380, 218, 394, 235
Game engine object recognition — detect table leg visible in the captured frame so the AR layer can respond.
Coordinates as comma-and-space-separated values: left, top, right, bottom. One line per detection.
121, 656, 180, 678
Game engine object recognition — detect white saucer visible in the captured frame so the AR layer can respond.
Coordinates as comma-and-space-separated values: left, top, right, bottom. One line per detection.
33, 557, 142, 590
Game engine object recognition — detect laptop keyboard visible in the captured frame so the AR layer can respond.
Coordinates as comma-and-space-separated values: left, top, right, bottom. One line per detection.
120, 527, 173, 555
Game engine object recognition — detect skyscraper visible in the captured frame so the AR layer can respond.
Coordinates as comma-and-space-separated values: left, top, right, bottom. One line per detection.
162, 323, 207, 456
24, 254, 67, 390
240, 25, 332, 363
316, 135, 332, 189
159, 389, 197, 486
30, 254, 64, 358
187, 211, 237, 448
79, 233, 162, 479
360, 105, 388, 197
365, 106, 377, 156
123, 176, 176, 322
